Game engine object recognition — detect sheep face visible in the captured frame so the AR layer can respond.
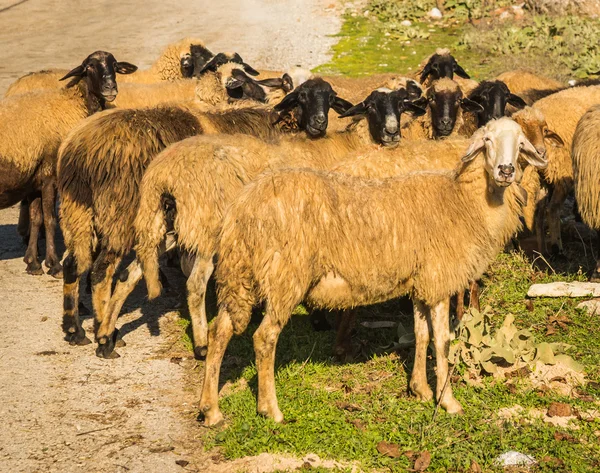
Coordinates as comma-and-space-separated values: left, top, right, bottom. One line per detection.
225, 69, 293, 103
339, 88, 427, 147
59, 51, 137, 104
420, 50, 470, 83
462, 118, 548, 187
196, 52, 259, 77
180, 44, 214, 78
427, 79, 482, 138
274, 78, 354, 138
512, 107, 564, 160
469, 81, 526, 127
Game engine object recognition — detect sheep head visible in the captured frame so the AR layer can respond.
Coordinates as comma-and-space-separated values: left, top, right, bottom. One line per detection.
339, 87, 427, 147
60, 51, 137, 107
512, 107, 564, 160
180, 43, 214, 78
274, 78, 353, 138
462, 117, 548, 187
426, 78, 483, 138
196, 52, 259, 77
224, 69, 294, 102
468, 80, 526, 127
420, 49, 470, 83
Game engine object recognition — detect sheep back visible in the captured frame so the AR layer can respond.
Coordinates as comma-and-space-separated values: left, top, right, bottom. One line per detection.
4, 69, 68, 97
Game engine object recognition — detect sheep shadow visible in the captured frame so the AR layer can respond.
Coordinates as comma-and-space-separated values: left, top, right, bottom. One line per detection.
0, 221, 66, 266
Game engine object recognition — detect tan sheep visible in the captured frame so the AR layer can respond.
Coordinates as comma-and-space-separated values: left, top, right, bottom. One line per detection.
572, 104, 600, 280
198, 118, 547, 425
532, 85, 600, 253
495, 69, 564, 95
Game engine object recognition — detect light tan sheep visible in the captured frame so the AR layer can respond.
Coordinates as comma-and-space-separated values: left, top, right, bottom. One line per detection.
572, 104, 600, 280
199, 118, 548, 425
495, 69, 564, 95
532, 85, 600, 253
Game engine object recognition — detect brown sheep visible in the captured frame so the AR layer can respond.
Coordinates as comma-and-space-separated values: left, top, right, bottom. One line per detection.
199, 118, 547, 425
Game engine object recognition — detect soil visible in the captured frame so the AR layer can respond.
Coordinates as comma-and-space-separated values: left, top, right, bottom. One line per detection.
0, 1, 341, 471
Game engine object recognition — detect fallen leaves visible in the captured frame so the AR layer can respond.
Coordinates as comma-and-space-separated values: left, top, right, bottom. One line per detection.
376, 441, 401, 458
546, 313, 571, 335
547, 402, 572, 417
412, 451, 431, 471
554, 431, 578, 442
376, 444, 431, 471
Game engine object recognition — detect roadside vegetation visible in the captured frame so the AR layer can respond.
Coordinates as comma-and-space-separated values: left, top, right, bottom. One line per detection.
182, 1, 600, 471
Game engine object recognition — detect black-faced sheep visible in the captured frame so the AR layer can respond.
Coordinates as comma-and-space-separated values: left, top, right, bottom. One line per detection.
572, 104, 600, 280
416, 48, 475, 92
199, 117, 547, 425
464, 80, 526, 129
0, 51, 136, 277
126, 88, 424, 360
57, 79, 354, 356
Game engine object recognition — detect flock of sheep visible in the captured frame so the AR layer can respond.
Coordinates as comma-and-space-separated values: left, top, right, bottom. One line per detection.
2, 37, 600, 426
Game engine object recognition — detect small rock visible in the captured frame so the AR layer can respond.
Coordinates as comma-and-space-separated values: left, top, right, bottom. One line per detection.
400, 20, 412, 26
428, 7, 443, 19
41, 316, 48, 322
547, 402, 572, 417
175, 460, 189, 467
494, 451, 536, 467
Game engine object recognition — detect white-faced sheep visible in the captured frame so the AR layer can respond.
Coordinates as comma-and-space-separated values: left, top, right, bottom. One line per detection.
572, 104, 600, 280
122, 87, 425, 360
0, 51, 136, 277
57, 79, 354, 356
532, 85, 600, 253
4, 38, 207, 98
198, 117, 547, 425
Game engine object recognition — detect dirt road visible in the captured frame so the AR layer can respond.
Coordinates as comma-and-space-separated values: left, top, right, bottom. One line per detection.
0, 1, 340, 471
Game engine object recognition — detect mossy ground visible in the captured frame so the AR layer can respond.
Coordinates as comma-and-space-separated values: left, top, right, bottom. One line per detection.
177, 6, 600, 472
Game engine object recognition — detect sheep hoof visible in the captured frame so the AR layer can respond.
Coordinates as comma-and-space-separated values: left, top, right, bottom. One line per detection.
194, 346, 208, 360
411, 384, 434, 402
201, 407, 224, 427
46, 264, 63, 279
26, 261, 44, 276
258, 404, 284, 423
65, 328, 92, 346
440, 397, 464, 415
96, 330, 120, 359
115, 338, 127, 348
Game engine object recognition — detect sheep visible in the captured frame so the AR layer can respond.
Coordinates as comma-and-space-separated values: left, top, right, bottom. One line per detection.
0, 51, 137, 277
57, 79, 354, 355
198, 117, 547, 425
119, 87, 426, 360
402, 78, 483, 140
532, 85, 600, 253
495, 69, 564, 95
572, 104, 600, 281
4, 38, 207, 98
416, 48, 476, 93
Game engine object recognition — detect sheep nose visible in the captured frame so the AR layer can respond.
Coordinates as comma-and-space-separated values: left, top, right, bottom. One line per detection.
313, 113, 327, 126
498, 164, 515, 176
536, 147, 547, 158
440, 117, 452, 128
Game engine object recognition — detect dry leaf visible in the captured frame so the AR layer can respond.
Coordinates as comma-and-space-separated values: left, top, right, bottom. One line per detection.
547, 402, 572, 417
349, 419, 366, 431
413, 450, 431, 471
470, 459, 482, 472
377, 440, 401, 458
336, 402, 362, 412
554, 431, 577, 442
175, 460, 189, 467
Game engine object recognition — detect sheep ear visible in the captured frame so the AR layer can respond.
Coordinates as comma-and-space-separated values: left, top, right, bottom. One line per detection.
281, 73, 294, 92
507, 93, 526, 109
60, 65, 85, 81
338, 101, 367, 118
225, 77, 245, 90
454, 63, 470, 79
520, 135, 548, 169
419, 62, 433, 83
406, 81, 423, 100
331, 96, 354, 115
241, 63, 260, 76
461, 98, 484, 113
410, 96, 428, 109
257, 77, 287, 88
462, 130, 486, 162
403, 100, 427, 116
197, 53, 227, 75
274, 90, 298, 111
545, 129, 564, 147
115, 62, 138, 74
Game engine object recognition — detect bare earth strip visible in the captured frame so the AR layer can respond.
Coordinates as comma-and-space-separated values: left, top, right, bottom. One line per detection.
0, 2, 340, 472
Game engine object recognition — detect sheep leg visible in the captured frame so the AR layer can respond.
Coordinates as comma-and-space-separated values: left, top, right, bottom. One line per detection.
333, 309, 357, 359
431, 298, 463, 414
254, 307, 286, 422
199, 309, 235, 427
455, 290, 465, 322
96, 259, 144, 353
17, 199, 30, 244
409, 299, 433, 402
91, 249, 123, 359
547, 182, 568, 255
186, 256, 215, 360
23, 195, 43, 275
535, 196, 548, 254
468, 280, 480, 311
62, 253, 91, 346
41, 178, 62, 278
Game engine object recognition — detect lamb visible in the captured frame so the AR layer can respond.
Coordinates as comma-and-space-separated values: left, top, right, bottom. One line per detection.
57, 79, 354, 355
4, 38, 208, 97
402, 78, 483, 140
198, 117, 547, 425
572, 104, 600, 281
532, 85, 600, 253
0, 51, 137, 277
120, 87, 425, 361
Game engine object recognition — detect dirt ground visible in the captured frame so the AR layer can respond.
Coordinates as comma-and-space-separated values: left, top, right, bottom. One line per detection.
0, 1, 341, 472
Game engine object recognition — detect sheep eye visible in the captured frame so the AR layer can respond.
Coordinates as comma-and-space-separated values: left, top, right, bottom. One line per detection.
432, 63, 439, 70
